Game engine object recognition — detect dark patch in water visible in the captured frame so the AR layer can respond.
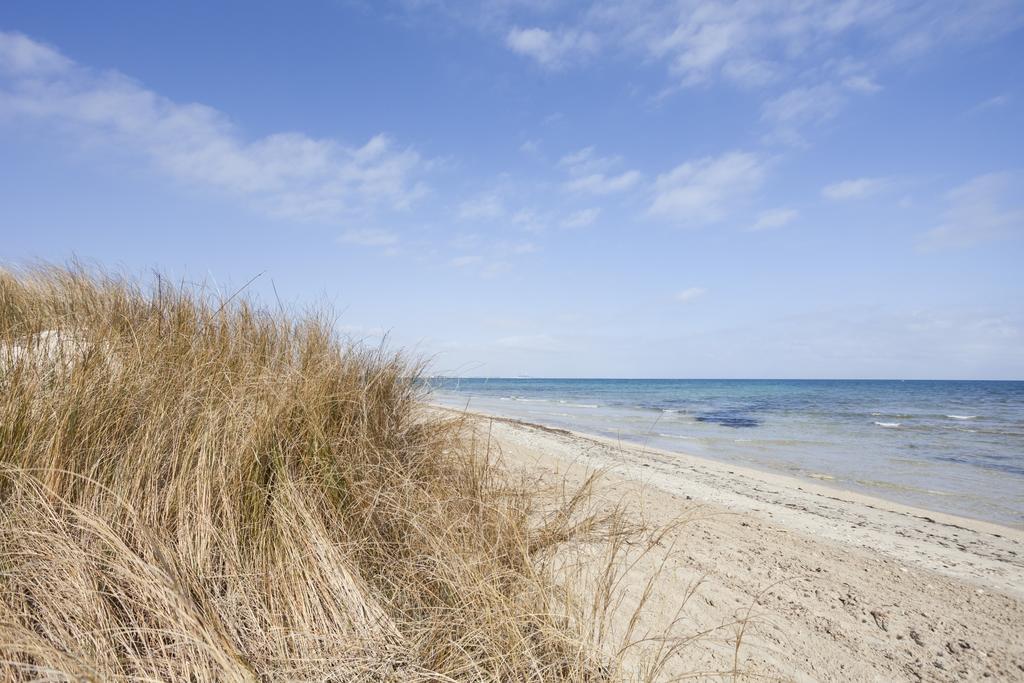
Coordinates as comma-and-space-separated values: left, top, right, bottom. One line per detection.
695, 412, 760, 428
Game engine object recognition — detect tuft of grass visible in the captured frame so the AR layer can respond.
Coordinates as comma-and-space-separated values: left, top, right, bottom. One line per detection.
0, 263, 686, 681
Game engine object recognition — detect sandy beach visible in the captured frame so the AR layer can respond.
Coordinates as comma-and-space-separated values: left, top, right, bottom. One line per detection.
435, 406, 1024, 682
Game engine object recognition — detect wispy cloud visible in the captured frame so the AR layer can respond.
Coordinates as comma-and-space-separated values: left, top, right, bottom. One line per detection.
519, 139, 542, 156
761, 84, 845, 144
750, 207, 798, 231
559, 146, 641, 195
560, 207, 600, 229
548, 1, 1022, 87
650, 151, 764, 225
675, 287, 706, 303
510, 208, 547, 233
457, 192, 505, 220
843, 74, 882, 93
505, 26, 598, 69
489, 2, 1019, 146
558, 147, 616, 175
970, 93, 1010, 114
822, 177, 890, 200
921, 173, 1024, 249
447, 238, 539, 278
564, 171, 641, 195
0, 32, 427, 222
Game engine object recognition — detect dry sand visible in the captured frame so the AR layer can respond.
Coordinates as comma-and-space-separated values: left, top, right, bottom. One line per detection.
436, 407, 1024, 682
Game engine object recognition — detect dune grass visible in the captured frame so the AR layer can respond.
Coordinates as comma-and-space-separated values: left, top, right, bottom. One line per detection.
0, 264, 676, 681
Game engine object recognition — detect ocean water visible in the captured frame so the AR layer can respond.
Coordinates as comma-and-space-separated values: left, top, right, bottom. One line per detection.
427, 378, 1024, 528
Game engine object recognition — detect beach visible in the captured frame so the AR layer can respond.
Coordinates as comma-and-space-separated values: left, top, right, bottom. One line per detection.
435, 406, 1024, 681
429, 378, 1024, 528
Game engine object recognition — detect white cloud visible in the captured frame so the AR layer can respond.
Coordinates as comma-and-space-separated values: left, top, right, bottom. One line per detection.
0, 32, 427, 222
921, 173, 1024, 249
338, 228, 399, 247
519, 139, 542, 156
505, 26, 598, 69
457, 192, 505, 220
650, 151, 764, 225
559, 146, 641, 195
510, 208, 547, 233
560, 207, 600, 229
564, 170, 641, 195
750, 207, 798, 231
559, 146, 615, 174
822, 177, 889, 200
721, 59, 779, 87
675, 287, 706, 303
970, 93, 1010, 114
488, 2, 1021, 148
0, 31, 71, 74
579, 1, 1021, 88
843, 74, 882, 93
761, 84, 845, 144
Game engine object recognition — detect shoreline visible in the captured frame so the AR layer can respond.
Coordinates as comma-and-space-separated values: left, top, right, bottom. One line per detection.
433, 404, 1024, 679
433, 404, 1023, 541
427, 380, 1024, 531
432, 404, 1024, 598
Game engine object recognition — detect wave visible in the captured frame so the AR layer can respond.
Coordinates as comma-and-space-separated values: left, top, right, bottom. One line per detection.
874, 421, 901, 428
946, 414, 978, 420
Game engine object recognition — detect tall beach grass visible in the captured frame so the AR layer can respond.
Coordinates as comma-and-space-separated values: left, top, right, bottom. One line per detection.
0, 264, 671, 681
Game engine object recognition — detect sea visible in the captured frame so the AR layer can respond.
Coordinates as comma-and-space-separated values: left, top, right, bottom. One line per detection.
427, 378, 1024, 528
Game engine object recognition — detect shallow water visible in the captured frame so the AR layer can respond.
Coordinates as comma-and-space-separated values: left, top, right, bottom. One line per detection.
428, 378, 1024, 527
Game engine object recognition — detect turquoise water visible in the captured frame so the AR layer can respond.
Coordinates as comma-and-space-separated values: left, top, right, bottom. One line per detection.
428, 379, 1024, 527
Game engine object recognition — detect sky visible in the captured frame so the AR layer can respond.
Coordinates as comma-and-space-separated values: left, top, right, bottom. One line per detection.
1, 1, 1022, 379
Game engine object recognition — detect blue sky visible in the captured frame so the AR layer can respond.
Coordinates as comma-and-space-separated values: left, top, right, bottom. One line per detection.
1, 1, 1022, 379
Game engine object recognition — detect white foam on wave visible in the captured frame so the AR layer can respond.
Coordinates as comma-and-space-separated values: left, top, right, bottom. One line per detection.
946, 414, 977, 420
874, 421, 901, 428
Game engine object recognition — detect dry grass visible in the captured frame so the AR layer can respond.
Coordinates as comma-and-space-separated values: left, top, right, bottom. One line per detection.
0, 264, 680, 681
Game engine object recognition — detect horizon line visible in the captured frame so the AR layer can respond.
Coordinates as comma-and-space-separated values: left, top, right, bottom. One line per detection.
426, 376, 1024, 382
